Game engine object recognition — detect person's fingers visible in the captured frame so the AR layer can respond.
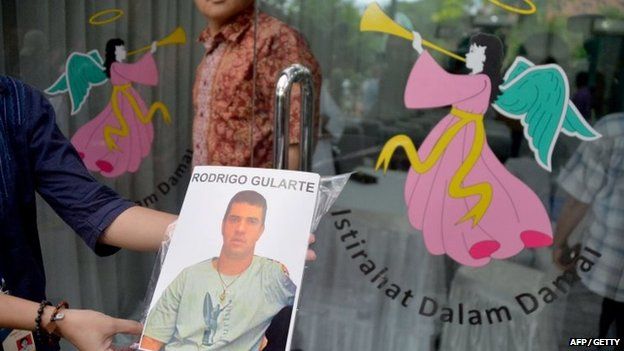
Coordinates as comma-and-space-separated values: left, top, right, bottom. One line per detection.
101, 337, 114, 351
553, 251, 564, 270
308, 233, 316, 245
112, 318, 143, 335
306, 249, 317, 261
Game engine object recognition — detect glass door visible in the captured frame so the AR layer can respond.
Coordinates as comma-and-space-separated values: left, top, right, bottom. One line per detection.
254, 0, 624, 350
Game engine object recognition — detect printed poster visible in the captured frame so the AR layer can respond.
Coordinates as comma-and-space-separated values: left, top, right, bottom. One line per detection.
139, 166, 320, 351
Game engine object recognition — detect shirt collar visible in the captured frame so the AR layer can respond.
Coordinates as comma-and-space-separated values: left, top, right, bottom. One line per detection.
198, 6, 255, 53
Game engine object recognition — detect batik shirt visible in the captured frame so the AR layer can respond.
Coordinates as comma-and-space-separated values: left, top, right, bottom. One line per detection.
192, 6, 321, 168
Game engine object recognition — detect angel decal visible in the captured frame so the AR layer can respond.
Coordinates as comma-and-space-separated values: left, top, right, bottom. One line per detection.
46, 38, 172, 177
373, 31, 599, 267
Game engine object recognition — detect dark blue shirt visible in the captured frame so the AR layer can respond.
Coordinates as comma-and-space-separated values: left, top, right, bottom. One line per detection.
0, 76, 133, 303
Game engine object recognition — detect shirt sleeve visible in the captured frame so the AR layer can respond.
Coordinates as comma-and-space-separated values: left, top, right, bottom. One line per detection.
112, 53, 159, 86
263, 260, 296, 306
557, 133, 608, 204
404, 51, 490, 109
26, 88, 133, 255
256, 26, 322, 145
144, 269, 186, 342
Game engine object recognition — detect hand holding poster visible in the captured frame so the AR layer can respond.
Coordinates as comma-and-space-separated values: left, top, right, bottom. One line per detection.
139, 166, 320, 351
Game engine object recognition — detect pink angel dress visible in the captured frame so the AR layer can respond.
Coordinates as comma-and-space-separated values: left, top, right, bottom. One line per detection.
403, 51, 552, 267
71, 53, 158, 178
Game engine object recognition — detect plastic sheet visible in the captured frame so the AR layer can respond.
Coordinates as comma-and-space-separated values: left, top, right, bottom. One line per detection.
311, 173, 352, 231
137, 173, 351, 328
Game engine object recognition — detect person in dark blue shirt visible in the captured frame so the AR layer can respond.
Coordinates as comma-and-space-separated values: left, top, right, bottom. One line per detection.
0, 76, 177, 350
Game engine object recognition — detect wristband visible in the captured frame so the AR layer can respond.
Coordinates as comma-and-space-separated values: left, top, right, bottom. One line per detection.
34, 300, 52, 342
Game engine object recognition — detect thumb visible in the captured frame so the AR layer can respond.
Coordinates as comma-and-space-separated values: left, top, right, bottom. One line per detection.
112, 318, 143, 335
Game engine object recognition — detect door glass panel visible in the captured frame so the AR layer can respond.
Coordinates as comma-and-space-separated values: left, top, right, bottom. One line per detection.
256, 0, 624, 350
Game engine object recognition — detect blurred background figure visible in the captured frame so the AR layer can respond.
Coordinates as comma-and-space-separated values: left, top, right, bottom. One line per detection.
555, 112, 624, 348
572, 71, 592, 120
19, 30, 47, 89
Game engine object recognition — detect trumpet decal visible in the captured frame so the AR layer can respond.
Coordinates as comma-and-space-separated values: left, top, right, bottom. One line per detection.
361, 3, 599, 267
46, 27, 186, 178
360, 3, 465, 62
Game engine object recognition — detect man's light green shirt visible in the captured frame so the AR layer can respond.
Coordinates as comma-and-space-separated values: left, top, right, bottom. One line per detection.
144, 256, 296, 350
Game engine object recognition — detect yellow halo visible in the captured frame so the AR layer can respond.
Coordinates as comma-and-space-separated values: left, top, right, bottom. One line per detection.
488, 0, 537, 15
89, 8, 124, 26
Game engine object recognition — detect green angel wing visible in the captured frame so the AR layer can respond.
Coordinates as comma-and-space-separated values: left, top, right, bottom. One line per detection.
44, 50, 108, 115
562, 103, 601, 140
499, 57, 601, 143
504, 57, 601, 148
46, 73, 68, 94
493, 56, 599, 171
492, 57, 567, 171
502, 58, 532, 82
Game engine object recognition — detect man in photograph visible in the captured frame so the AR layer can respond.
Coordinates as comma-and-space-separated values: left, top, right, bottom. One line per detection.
140, 190, 296, 351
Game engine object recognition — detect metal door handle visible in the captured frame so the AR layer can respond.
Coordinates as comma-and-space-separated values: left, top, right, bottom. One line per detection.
273, 64, 315, 171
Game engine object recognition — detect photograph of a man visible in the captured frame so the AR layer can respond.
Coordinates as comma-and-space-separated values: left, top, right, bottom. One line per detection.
140, 190, 296, 351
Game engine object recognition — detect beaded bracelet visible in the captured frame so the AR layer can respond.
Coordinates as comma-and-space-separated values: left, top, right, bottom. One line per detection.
34, 300, 52, 343
35, 300, 69, 346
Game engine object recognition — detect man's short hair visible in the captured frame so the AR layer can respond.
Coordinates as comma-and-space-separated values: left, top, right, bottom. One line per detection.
223, 190, 268, 224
